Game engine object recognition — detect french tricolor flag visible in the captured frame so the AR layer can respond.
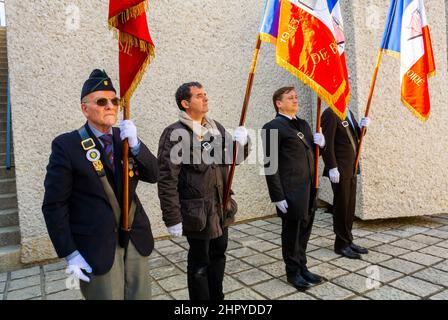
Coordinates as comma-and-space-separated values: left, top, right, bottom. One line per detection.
381, 0, 436, 121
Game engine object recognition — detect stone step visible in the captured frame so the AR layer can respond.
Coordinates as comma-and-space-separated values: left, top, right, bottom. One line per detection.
0, 226, 20, 247
0, 193, 17, 210
0, 245, 22, 273
0, 209, 19, 227
0, 166, 15, 179
0, 178, 16, 193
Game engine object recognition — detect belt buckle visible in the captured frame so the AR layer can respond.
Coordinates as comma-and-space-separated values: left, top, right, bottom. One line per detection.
297, 132, 304, 140
81, 138, 95, 150
202, 142, 212, 151
341, 121, 349, 128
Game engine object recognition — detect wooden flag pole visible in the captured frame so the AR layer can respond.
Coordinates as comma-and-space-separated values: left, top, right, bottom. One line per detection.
354, 0, 398, 172
314, 97, 322, 188
223, 35, 262, 212
122, 102, 130, 231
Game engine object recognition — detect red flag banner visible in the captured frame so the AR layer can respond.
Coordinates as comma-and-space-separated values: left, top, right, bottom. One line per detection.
276, 0, 349, 119
108, 0, 155, 105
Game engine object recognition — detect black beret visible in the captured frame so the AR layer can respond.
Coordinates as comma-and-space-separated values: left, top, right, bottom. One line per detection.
81, 69, 116, 101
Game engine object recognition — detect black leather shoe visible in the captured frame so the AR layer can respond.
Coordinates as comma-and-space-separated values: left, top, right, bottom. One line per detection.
301, 269, 324, 284
350, 243, 369, 254
287, 274, 311, 291
335, 246, 361, 259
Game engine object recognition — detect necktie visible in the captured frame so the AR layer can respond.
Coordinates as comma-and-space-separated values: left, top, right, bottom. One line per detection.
99, 134, 114, 172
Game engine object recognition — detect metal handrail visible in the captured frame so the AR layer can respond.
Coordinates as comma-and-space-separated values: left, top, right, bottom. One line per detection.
5, 76, 11, 169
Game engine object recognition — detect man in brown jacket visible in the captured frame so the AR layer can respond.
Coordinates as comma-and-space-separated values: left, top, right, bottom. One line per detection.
157, 82, 249, 300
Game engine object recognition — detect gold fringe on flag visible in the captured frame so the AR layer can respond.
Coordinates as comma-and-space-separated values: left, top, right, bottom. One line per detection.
108, 0, 149, 28
276, 57, 348, 120
118, 32, 155, 55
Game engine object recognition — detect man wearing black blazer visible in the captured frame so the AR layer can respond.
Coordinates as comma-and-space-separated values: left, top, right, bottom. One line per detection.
42, 69, 158, 299
321, 106, 370, 259
261, 87, 326, 291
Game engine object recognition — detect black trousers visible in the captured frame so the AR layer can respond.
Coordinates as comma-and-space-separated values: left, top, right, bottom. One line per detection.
281, 211, 315, 278
331, 176, 357, 251
186, 228, 228, 300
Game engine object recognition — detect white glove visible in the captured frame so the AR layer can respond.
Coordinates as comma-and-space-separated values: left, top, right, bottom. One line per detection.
275, 200, 288, 214
360, 117, 370, 128
233, 126, 248, 146
329, 167, 340, 184
119, 120, 139, 148
313, 132, 325, 148
167, 222, 183, 238
66, 253, 92, 283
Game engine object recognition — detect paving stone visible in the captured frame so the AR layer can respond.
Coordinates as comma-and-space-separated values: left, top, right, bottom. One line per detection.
267, 238, 282, 246
307, 248, 339, 262
264, 248, 283, 260
155, 239, 176, 249
236, 236, 263, 247
44, 269, 67, 282
365, 233, 400, 244
365, 285, 419, 300
435, 240, 448, 249
280, 292, 316, 300
227, 247, 258, 259
47, 289, 83, 300
259, 260, 286, 277
223, 276, 244, 294
174, 261, 188, 273
382, 229, 417, 238
312, 227, 334, 237
400, 226, 431, 235
433, 260, 448, 272
170, 288, 189, 300
408, 234, 443, 246
306, 244, 319, 252
379, 258, 425, 274
248, 220, 271, 227
157, 274, 187, 292
44, 260, 67, 272
45, 279, 70, 295
413, 268, 448, 287
313, 220, 332, 228
259, 223, 282, 232
306, 257, 321, 268
243, 227, 265, 236
226, 288, 265, 300
10, 267, 40, 280
372, 244, 411, 256
233, 269, 272, 286
332, 273, 373, 294
227, 240, 244, 250
165, 250, 188, 263
255, 232, 278, 241
390, 239, 428, 251
351, 229, 375, 237
151, 282, 164, 296
0, 273, 7, 282
390, 276, 442, 297
252, 279, 296, 299
351, 296, 370, 300
232, 224, 253, 231
149, 257, 172, 269
225, 260, 252, 275
309, 263, 349, 280
329, 257, 371, 272
152, 294, 173, 300
156, 244, 185, 256
246, 240, 279, 252
150, 265, 182, 280
8, 275, 40, 291
242, 253, 276, 267
309, 237, 334, 248
356, 265, 403, 284
228, 229, 247, 239
6, 285, 41, 300
307, 282, 354, 300
429, 290, 448, 300
424, 229, 448, 239
400, 252, 443, 266
0, 281, 5, 293
418, 246, 448, 259
352, 238, 383, 249
0, 293, 3, 300
263, 217, 282, 225
360, 251, 392, 264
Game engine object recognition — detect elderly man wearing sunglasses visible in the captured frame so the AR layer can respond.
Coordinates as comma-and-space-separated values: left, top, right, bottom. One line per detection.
42, 69, 159, 300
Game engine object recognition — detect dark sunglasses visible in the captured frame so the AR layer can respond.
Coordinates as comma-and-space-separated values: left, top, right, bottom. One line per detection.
84, 97, 120, 107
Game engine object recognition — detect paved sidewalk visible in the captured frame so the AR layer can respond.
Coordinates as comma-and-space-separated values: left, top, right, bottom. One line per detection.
1, 209, 448, 300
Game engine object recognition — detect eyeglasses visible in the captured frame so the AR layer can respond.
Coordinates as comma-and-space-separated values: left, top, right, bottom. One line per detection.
83, 97, 120, 107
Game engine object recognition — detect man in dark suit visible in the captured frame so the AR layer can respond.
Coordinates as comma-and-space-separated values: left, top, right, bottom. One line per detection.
42, 69, 158, 299
261, 86, 325, 291
321, 106, 370, 259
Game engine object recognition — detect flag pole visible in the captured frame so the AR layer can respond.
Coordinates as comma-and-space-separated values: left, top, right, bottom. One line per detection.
122, 102, 130, 231
314, 97, 322, 188
223, 34, 262, 212
355, 0, 398, 172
